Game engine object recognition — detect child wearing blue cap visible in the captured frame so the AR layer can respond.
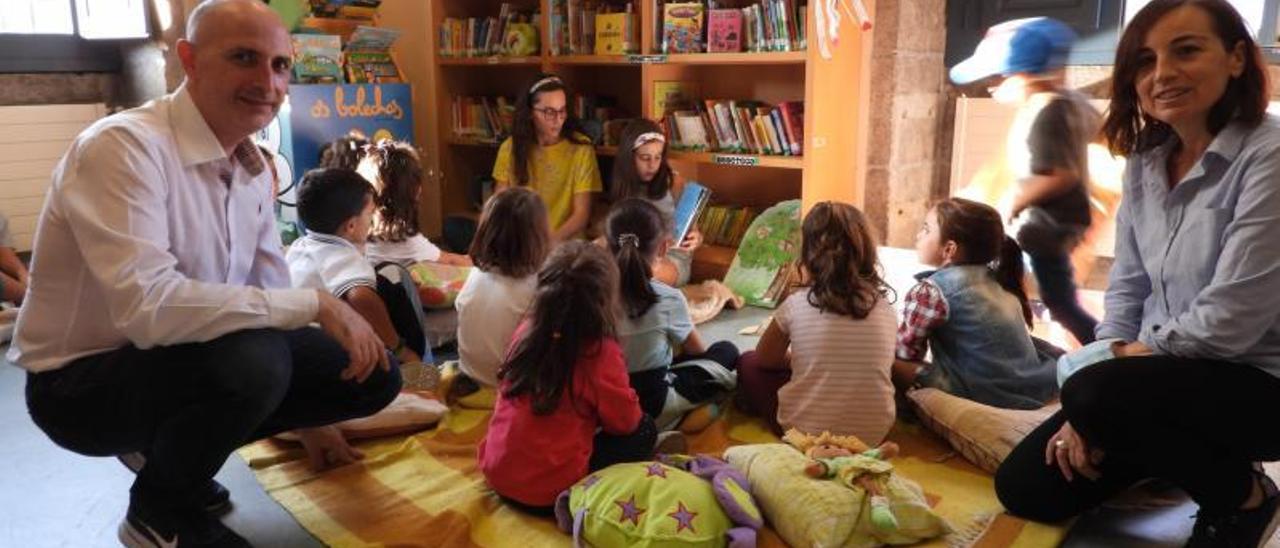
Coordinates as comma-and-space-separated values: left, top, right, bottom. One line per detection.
950, 17, 1101, 346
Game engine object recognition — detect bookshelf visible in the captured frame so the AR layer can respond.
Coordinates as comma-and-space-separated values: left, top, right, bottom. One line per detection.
422, 0, 874, 280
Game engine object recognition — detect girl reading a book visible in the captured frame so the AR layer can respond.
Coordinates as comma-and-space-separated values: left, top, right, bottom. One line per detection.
359, 140, 471, 267
607, 198, 738, 430
736, 202, 898, 442
892, 198, 1058, 409
611, 119, 703, 287
492, 73, 602, 241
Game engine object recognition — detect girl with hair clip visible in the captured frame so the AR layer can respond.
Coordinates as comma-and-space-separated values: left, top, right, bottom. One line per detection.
478, 241, 683, 515
736, 202, 899, 442
359, 140, 471, 267
610, 119, 703, 287
491, 73, 602, 241
893, 197, 1059, 409
606, 198, 738, 429
453, 187, 550, 393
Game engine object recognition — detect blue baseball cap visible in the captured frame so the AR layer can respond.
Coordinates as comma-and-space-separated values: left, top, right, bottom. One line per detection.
950, 17, 1077, 85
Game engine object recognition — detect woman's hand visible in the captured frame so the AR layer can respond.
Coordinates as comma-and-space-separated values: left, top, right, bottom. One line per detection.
677, 228, 704, 251
1111, 341, 1153, 358
1046, 420, 1104, 481
296, 425, 364, 472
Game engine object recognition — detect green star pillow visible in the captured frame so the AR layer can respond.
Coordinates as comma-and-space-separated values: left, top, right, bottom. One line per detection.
558, 461, 735, 547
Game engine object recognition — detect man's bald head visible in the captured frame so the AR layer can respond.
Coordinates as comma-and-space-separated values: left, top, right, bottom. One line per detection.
177, 0, 292, 152
186, 0, 282, 44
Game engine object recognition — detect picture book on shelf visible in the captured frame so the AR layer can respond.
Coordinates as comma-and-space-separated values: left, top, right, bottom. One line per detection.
707, 9, 742, 52
292, 33, 343, 83
662, 3, 704, 53
595, 12, 635, 54
651, 81, 698, 118
671, 181, 711, 246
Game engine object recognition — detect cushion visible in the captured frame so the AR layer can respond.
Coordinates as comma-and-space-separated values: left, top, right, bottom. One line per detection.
724, 444, 950, 548
407, 262, 472, 309
906, 387, 1058, 474
275, 391, 447, 441
555, 461, 738, 547
681, 280, 745, 325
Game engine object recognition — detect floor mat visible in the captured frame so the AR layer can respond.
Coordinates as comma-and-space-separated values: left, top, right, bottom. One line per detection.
239, 401, 1065, 547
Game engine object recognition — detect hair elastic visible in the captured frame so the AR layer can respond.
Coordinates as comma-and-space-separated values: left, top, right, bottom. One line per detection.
617, 233, 641, 248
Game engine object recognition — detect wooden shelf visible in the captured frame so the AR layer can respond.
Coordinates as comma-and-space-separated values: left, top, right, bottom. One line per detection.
548, 54, 639, 65
667, 150, 803, 170
693, 244, 738, 267
437, 56, 543, 66
663, 51, 807, 65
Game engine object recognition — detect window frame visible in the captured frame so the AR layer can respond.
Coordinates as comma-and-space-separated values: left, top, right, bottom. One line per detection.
0, 0, 149, 74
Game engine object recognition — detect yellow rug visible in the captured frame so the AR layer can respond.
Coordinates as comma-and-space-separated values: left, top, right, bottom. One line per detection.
239, 401, 1066, 547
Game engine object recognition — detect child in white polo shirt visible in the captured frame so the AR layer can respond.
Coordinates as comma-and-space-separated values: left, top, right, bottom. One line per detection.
287, 168, 421, 365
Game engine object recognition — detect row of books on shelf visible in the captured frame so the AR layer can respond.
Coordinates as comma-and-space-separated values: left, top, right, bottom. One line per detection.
549, 1, 639, 55
696, 204, 760, 248
451, 94, 630, 146
659, 0, 806, 54
439, 4, 541, 58
661, 99, 803, 156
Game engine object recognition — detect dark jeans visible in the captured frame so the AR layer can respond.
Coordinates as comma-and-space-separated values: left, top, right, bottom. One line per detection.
1028, 251, 1098, 345
629, 341, 740, 418
734, 350, 791, 435
25, 328, 401, 508
996, 356, 1280, 522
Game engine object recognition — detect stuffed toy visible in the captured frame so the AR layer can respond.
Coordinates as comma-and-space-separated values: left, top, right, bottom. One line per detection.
783, 430, 901, 532
554, 456, 763, 547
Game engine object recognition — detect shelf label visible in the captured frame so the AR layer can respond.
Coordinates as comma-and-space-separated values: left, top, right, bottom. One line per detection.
713, 154, 759, 167
486, 57, 501, 64
626, 54, 667, 64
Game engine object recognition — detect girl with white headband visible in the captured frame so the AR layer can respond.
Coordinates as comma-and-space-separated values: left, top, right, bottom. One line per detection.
609, 118, 703, 286
491, 73, 601, 241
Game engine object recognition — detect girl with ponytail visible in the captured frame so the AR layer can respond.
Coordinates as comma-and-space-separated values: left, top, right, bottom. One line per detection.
893, 197, 1059, 409
479, 241, 668, 515
606, 198, 739, 429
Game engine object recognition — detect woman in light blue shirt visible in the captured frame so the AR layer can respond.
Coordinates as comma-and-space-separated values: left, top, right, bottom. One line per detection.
996, 1, 1280, 545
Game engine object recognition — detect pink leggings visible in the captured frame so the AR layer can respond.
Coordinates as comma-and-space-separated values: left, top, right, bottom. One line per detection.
734, 351, 791, 435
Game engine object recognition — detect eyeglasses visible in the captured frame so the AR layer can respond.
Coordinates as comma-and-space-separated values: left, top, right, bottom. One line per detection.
533, 107, 568, 119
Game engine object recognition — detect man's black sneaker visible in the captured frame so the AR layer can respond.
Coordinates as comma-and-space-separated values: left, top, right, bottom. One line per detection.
117, 492, 250, 548
118, 452, 233, 515
1185, 473, 1280, 548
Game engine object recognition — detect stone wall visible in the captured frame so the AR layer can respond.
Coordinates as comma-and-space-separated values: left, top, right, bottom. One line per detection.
864, 0, 951, 247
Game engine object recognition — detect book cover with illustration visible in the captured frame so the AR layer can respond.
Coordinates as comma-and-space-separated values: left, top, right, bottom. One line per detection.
722, 199, 802, 308
671, 181, 711, 245
292, 33, 343, 82
707, 9, 742, 53
651, 80, 698, 118
662, 3, 704, 53
594, 12, 635, 55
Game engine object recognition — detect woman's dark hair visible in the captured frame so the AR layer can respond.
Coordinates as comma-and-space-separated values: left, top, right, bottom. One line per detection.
799, 202, 893, 318
296, 168, 374, 235
499, 241, 619, 415
469, 187, 551, 278
605, 198, 666, 318
510, 72, 592, 186
933, 198, 1033, 326
317, 131, 369, 171
611, 119, 673, 203
1103, 0, 1268, 155
359, 140, 423, 243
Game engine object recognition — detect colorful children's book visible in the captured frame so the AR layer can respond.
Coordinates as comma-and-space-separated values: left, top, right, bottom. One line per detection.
707, 9, 742, 52
662, 3, 704, 53
671, 181, 711, 245
722, 199, 802, 308
292, 33, 343, 82
594, 12, 635, 54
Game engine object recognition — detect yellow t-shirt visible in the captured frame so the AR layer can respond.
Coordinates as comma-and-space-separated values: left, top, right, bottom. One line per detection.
492, 137, 602, 233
